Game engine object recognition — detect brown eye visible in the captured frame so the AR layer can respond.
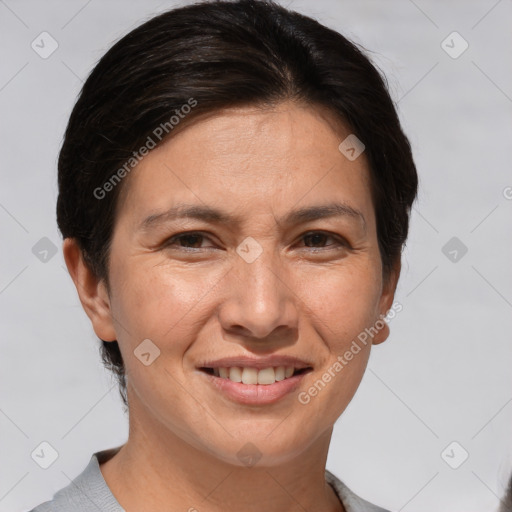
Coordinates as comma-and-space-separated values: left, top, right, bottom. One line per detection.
175, 234, 204, 248
163, 232, 215, 250
301, 231, 348, 249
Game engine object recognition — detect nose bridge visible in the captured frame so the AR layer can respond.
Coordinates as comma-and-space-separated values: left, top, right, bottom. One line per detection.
220, 237, 298, 339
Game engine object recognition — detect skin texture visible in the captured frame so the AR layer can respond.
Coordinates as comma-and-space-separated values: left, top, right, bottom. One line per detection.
63, 100, 400, 512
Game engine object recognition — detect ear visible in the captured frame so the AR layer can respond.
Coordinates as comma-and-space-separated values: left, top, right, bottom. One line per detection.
372, 259, 401, 346
62, 238, 117, 342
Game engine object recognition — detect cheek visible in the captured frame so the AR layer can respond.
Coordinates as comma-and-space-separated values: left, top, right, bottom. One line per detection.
302, 263, 382, 349
295, 268, 380, 423
109, 259, 223, 348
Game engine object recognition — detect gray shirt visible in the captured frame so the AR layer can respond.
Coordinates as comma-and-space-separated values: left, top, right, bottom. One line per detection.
28, 447, 390, 512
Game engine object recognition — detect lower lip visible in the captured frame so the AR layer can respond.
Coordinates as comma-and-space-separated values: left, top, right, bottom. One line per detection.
199, 371, 309, 405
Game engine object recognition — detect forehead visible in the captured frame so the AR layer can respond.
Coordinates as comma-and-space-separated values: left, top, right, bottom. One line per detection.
115, 101, 374, 226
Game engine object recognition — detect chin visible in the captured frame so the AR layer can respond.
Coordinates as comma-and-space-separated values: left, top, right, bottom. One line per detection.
203, 425, 321, 469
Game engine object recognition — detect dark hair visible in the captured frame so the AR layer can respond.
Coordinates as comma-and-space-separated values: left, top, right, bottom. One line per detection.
57, 0, 418, 410
501, 472, 512, 512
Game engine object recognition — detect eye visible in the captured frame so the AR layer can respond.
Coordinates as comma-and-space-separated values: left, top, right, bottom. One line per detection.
163, 231, 216, 250
299, 231, 350, 250
162, 230, 350, 252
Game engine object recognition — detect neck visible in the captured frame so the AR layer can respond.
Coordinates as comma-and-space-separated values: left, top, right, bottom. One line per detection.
100, 393, 345, 512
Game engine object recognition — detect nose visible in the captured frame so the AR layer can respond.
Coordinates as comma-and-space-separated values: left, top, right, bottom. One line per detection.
217, 247, 299, 343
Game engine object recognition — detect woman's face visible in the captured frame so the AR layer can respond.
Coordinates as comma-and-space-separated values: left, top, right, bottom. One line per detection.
98, 101, 397, 466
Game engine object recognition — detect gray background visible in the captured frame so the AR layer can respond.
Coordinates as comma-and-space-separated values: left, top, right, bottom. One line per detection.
1, 1, 511, 511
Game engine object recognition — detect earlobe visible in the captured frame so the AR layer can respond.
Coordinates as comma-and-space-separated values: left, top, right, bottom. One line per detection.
62, 238, 117, 342
371, 320, 390, 346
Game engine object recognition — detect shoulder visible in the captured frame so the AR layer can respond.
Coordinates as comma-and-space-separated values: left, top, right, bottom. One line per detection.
325, 469, 392, 512
27, 447, 124, 512
27, 500, 53, 512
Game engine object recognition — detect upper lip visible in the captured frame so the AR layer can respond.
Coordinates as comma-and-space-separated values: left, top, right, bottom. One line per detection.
198, 355, 313, 370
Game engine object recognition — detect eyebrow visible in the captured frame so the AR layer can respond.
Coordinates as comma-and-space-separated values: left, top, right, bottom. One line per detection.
139, 202, 366, 231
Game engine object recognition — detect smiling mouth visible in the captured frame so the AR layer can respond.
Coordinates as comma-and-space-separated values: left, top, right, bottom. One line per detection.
199, 366, 313, 385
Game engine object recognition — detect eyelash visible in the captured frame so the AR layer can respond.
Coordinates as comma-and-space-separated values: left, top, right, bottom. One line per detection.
162, 231, 351, 252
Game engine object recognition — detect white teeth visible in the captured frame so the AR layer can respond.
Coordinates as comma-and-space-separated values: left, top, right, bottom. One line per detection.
213, 365, 302, 385
275, 366, 285, 381
241, 367, 258, 385
229, 367, 242, 382
257, 367, 276, 385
